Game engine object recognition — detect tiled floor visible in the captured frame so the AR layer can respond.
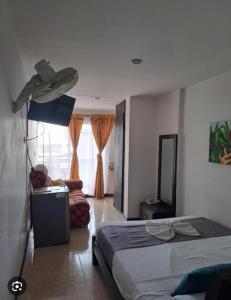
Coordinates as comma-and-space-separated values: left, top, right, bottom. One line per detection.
21, 197, 124, 300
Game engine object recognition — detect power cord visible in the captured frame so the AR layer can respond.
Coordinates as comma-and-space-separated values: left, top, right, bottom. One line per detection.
24, 122, 45, 142
14, 221, 31, 300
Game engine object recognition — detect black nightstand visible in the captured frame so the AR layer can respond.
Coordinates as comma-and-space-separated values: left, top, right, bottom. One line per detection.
140, 202, 175, 220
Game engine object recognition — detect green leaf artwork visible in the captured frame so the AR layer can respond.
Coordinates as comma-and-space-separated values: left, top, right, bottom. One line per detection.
209, 120, 231, 165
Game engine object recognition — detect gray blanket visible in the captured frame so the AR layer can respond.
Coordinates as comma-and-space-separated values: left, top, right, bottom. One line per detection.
96, 218, 231, 268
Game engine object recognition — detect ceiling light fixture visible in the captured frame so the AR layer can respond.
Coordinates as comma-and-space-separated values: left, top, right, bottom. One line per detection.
131, 58, 143, 64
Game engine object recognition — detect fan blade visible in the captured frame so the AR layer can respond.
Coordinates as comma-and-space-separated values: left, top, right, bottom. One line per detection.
32, 68, 78, 103
35, 59, 56, 82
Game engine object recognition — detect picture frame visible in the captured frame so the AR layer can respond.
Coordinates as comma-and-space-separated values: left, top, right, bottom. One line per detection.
209, 120, 231, 165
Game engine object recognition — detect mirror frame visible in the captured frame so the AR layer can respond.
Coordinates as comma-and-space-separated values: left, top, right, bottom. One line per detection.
157, 134, 178, 215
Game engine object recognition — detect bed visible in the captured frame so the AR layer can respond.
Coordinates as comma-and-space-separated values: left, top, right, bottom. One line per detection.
92, 216, 231, 300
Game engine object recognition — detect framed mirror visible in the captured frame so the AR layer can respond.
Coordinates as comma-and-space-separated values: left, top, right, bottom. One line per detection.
157, 134, 178, 215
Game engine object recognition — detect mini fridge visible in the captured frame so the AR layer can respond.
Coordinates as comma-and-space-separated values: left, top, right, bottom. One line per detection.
31, 186, 70, 247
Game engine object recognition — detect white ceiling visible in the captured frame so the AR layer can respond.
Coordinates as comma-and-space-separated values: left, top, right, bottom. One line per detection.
8, 0, 231, 109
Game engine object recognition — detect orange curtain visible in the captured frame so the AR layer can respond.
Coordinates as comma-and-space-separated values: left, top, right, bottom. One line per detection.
68, 113, 84, 180
90, 114, 115, 199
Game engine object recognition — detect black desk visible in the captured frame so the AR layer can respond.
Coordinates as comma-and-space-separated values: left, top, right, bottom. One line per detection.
140, 201, 175, 220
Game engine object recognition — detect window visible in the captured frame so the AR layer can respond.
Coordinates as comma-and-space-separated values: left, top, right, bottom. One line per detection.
36, 123, 71, 179
78, 120, 98, 195
35, 118, 113, 195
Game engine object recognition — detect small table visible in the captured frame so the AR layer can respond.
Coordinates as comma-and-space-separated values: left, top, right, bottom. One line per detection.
140, 201, 175, 220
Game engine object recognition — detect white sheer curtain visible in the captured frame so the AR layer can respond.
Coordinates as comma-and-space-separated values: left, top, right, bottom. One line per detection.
36, 122, 71, 179
35, 119, 113, 195
77, 118, 97, 195
78, 117, 111, 195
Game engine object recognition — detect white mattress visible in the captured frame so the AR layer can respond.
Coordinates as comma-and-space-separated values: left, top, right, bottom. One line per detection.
98, 216, 231, 300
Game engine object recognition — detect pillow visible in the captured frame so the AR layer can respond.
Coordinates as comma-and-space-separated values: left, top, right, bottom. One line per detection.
30, 169, 47, 188
34, 164, 48, 175
172, 263, 231, 296
44, 176, 52, 187
30, 166, 52, 188
51, 179, 66, 186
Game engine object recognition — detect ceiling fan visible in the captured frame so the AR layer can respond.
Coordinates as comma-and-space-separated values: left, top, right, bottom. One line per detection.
12, 59, 78, 113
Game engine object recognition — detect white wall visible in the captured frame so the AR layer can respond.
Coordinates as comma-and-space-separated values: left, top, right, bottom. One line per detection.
156, 90, 180, 135
154, 90, 180, 198
75, 108, 115, 115
178, 71, 231, 227
124, 75, 231, 224
125, 96, 157, 218
0, 0, 28, 299
123, 74, 231, 224
123, 92, 181, 218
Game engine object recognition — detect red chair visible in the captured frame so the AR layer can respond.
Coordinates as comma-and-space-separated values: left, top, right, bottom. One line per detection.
30, 165, 90, 227
64, 180, 90, 227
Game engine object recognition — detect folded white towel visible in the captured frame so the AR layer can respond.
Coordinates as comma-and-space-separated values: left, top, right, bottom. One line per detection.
145, 220, 200, 241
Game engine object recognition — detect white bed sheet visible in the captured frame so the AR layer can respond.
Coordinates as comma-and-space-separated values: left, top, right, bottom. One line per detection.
98, 216, 231, 300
